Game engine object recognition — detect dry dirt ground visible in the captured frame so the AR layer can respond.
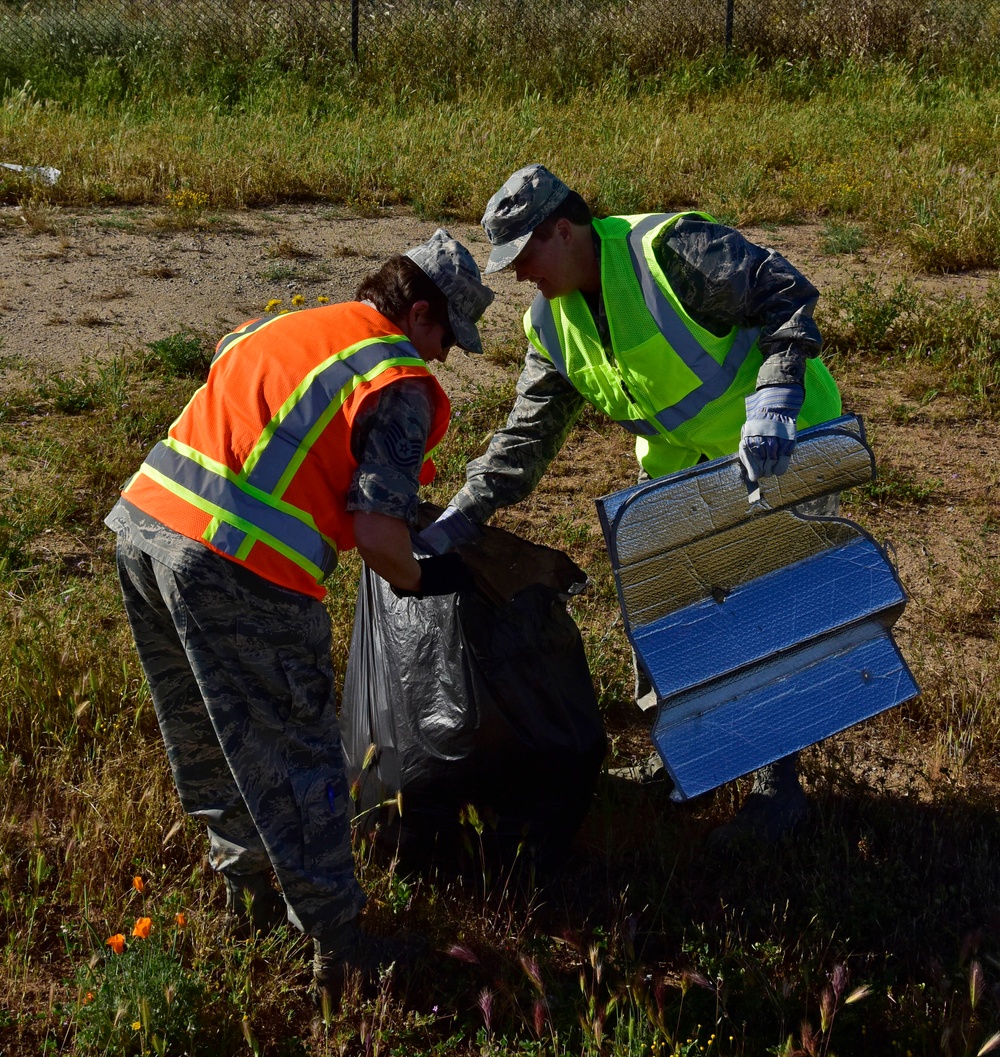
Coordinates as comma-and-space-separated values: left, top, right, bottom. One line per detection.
1, 203, 998, 802
2, 202, 996, 383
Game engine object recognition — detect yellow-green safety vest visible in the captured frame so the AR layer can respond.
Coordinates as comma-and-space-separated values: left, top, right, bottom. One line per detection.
524, 212, 842, 478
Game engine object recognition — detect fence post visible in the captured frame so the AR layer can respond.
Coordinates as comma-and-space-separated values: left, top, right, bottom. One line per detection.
725, 0, 734, 48
351, 0, 359, 62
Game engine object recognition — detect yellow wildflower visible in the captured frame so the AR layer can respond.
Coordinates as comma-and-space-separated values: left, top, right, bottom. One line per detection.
291, 294, 305, 307
265, 299, 282, 312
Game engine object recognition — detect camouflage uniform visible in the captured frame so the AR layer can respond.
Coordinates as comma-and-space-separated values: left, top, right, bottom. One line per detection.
452, 216, 826, 522
107, 378, 434, 941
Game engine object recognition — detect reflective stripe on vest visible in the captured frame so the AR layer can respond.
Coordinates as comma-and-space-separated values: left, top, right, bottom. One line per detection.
212, 314, 283, 364
140, 440, 336, 581
528, 213, 761, 438
134, 334, 424, 582
625, 215, 761, 432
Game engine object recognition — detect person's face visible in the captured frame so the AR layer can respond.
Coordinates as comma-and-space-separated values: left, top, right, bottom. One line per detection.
511, 220, 578, 300
405, 301, 455, 363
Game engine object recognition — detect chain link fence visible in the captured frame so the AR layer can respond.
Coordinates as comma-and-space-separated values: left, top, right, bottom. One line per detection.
3, 0, 999, 79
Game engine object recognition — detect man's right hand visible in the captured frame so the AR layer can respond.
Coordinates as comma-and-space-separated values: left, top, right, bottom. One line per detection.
392, 553, 478, 598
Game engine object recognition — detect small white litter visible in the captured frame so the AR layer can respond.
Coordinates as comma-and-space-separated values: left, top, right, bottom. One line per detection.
1, 162, 61, 186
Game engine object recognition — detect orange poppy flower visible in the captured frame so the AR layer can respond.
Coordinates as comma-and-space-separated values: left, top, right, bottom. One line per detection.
132, 876, 145, 894
175, 912, 187, 928
106, 934, 126, 954
132, 917, 152, 939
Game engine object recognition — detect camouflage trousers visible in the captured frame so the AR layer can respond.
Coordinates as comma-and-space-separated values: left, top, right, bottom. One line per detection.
114, 527, 365, 941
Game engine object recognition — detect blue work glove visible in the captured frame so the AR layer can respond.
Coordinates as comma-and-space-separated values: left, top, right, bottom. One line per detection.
417, 505, 481, 555
738, 384, 805, 482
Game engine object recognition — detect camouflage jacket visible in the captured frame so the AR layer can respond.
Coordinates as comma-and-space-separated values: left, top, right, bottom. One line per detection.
452, 216, 826, 523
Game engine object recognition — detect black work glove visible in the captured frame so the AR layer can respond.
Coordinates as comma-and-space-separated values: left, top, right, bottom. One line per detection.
392, 553, 477, 599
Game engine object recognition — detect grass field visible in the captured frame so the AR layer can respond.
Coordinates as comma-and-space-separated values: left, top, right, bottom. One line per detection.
1, 48, 1000, 1057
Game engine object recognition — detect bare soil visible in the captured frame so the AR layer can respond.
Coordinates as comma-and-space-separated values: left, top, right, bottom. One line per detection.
0, 204, 522, 398
2, 203, 998, 804
2, 203, 996, 381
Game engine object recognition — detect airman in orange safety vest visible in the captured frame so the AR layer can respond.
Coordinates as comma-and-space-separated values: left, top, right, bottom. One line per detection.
106, 229, 493, 1002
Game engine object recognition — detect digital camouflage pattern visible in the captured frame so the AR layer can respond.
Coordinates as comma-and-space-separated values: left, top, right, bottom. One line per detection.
452, 216, 827, 525
106, 371, 438, 940
114, 526, 365, 939
346, 377, 436, 525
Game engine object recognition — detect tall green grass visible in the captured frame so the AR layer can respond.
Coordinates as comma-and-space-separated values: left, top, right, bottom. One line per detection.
4, 0, 1000, 97
5, 57, 1000, 269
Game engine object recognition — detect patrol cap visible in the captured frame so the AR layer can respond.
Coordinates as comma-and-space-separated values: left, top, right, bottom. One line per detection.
405, 228, 494, 354
481, 163, 571, 274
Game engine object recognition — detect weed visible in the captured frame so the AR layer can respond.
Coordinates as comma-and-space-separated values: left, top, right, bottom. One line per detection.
153, 189, 210, 231
37, 373, 97, 414
74, 312, 110, 328
16, 193, 63, 235
94, 286, 134, 302
821, 275, 918, 355
96, 216, 138, 233
855, 466, 939, 509
484, 336, 527, 369
262, 261, 330, 284
262, 262, 299, 282
145, 331, 209, 378
819, 220, 867, 255
265, 238, 313, 260
73, 891, 217, 1056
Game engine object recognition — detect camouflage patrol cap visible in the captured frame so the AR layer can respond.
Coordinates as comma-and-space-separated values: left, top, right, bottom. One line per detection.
481, 164, 571, 275
405, 228, 494, 354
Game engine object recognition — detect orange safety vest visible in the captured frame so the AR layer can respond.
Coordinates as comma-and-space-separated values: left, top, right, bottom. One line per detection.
121, 302, 451, 599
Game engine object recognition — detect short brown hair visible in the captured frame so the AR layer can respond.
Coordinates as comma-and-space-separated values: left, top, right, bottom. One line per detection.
532, 190, 593, 240
355, 256, 449, 328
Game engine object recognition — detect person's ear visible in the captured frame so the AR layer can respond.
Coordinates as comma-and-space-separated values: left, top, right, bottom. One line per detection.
554, 217, 574, 244
403, 299, 433, 337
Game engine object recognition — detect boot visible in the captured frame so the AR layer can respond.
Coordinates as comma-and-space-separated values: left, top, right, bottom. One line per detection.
707, 754, 808, 851
223, 872, 287, 938
607, 750, 667, 785
313, 919, 419, 1007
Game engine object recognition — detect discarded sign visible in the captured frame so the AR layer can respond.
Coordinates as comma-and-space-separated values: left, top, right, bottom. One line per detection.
596, 414, 919, 801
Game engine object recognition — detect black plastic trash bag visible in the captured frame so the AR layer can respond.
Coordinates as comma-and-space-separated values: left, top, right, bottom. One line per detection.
340, 516, 607, 869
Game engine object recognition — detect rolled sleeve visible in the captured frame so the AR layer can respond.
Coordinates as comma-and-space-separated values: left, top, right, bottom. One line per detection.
346, 379, 434, 524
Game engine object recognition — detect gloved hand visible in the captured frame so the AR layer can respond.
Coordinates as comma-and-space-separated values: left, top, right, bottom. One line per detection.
392, 553, 477, 598
738, 384, 805, 482
417, 505, 481, 555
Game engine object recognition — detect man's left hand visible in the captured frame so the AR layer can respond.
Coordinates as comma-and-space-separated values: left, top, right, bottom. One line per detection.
738, 384, 805, 481
417, 505, 481, 554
